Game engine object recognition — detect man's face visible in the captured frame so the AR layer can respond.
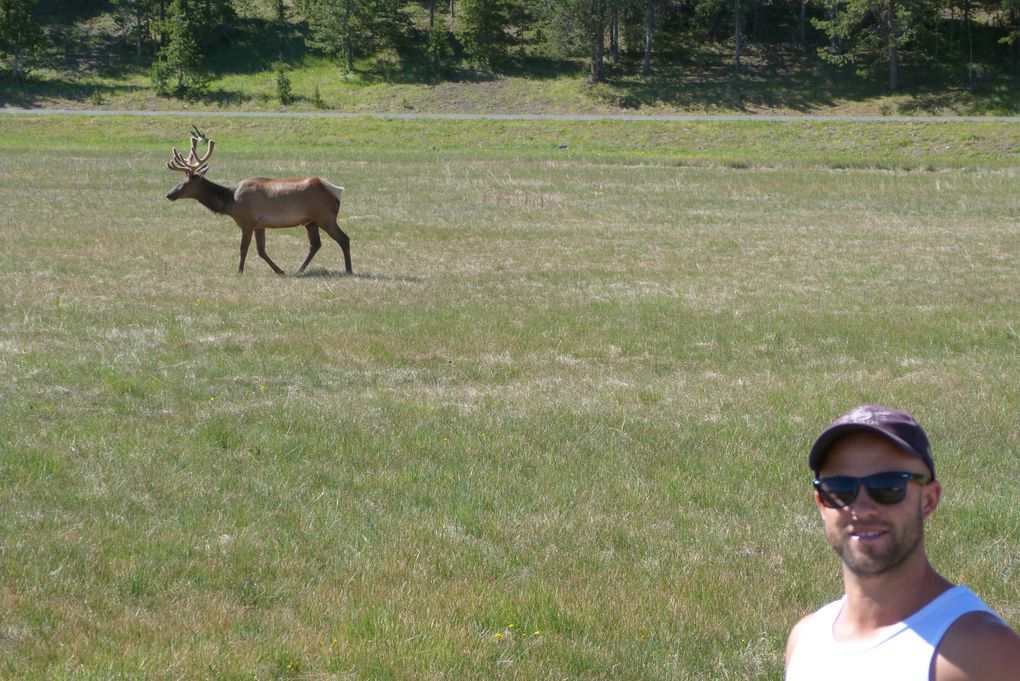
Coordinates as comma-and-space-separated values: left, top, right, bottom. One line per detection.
815, 432, 941, 578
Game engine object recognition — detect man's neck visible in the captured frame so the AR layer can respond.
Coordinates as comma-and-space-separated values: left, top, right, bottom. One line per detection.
835, 556, 953, 640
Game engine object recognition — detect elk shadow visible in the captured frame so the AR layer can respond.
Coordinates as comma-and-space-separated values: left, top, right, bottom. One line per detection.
296, 269, 424, 284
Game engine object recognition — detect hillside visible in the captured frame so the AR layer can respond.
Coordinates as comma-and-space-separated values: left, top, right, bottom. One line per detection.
2, 1, 1020, 116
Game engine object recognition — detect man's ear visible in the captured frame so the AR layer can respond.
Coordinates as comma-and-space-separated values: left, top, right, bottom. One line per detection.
813, 489, 827, 514
921, 480, 942, 518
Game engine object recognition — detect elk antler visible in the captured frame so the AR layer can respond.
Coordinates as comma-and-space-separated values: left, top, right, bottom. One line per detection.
167, 133, 215, 177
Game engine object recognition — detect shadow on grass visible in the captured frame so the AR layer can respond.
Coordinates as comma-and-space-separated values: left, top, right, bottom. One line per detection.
296, 268, 424, 283
893, 69, 1020, 115
591, 46, 883, 113
595, 45, 1020, 115
202, 86, 263, 109
42, 19, 149, 81
0, 76, 150, 108
361, 51, 583, 86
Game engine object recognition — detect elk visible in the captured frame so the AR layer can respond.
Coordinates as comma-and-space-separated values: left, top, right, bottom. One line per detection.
166, 127, 352, 275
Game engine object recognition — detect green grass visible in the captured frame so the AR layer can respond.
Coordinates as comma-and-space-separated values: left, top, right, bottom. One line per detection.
0, 115, 1018, 679
3, 114, 1020, 169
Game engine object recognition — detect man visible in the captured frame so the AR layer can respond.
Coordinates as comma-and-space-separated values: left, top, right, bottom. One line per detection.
785, 404, 1020, 681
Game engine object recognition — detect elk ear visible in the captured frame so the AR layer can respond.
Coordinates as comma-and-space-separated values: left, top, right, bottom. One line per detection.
195, 164, 210, 177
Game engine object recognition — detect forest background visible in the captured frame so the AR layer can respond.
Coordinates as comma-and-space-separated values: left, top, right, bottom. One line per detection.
2, 0, 1020, 115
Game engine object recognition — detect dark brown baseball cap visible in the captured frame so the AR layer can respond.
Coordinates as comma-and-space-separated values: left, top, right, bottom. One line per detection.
809, 405, 935, 479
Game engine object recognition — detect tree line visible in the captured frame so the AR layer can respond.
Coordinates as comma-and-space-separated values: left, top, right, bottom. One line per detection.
3, 0, 1020, 99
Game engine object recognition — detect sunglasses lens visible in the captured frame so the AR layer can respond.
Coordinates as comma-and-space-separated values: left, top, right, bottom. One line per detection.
816, 477, 859, 508
863, 473, 909, 505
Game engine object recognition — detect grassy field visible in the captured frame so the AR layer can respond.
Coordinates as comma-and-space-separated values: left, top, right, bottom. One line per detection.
0, 115, 1018, 679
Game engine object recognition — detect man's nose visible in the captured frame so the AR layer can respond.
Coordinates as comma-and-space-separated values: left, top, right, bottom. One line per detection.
847, 486, 882, 517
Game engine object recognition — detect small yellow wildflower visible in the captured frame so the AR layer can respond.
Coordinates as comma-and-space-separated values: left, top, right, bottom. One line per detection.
494, 632, 503, 640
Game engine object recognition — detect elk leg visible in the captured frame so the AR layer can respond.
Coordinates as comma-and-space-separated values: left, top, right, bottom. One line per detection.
255, 229, 285, 275
238, 228, 253, 273
320, 220, 353, 274
297, 223, 322, 273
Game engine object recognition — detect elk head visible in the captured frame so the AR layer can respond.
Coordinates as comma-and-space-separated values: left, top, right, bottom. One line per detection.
166, 128, 215, 201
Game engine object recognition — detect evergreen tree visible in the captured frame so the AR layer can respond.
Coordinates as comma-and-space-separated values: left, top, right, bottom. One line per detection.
112, 0, 158, 61
296, 0, 409, 71
539, 0, 609, 83
0, 0, 43, 81
194, 0, 237, 45
152, 0, 209, 99
641, 0, 658, 75
734, 0, 745, 69
813, 0, 928, 91
276, 66, 293, 103
457, 0, 512, 66
427, 9, 450, 66
1001, 0, 1020, 65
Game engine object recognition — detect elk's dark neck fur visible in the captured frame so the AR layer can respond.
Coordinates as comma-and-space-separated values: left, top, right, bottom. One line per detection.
194, 176, 236, 215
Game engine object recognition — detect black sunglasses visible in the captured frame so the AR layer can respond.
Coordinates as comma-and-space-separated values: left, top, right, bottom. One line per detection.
813, 471, 932, 509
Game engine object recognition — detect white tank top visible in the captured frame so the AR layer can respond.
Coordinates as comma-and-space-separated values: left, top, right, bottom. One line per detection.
786, 585, 1001, 681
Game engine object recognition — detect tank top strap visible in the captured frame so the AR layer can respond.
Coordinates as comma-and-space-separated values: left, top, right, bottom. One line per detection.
901, 585, 1001, 646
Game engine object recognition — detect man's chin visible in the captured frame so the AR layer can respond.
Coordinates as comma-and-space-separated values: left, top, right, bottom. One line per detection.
838, 542, 911, 578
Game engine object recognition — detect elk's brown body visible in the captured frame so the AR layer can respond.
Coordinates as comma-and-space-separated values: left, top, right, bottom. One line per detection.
166, 133, 352, 275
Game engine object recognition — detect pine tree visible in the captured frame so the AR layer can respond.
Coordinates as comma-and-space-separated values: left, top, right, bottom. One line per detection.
539, 0, 609, 83
112, 0, 158, 61
276, 66, 293, 104
813, 0, 927, 91
152, 0, 208, 99
0, 0, 43, 82
427, 9, 449, 67
295, 0, 408, 72
1001, 0, 1020, 66
458, 0, 512, 67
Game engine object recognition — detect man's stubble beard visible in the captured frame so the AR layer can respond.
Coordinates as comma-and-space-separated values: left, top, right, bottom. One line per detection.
828, 502, 925, 578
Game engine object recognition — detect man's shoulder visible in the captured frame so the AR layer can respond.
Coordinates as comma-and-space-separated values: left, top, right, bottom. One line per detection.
785, 599, 843, 668
784, 611, 814, 670
933, 610, 1020, 681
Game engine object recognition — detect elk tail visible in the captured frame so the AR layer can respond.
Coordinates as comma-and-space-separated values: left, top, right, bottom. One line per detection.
322, 181, 344, 203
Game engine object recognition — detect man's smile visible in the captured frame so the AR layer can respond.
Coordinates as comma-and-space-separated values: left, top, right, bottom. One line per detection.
848, 526, 890, 542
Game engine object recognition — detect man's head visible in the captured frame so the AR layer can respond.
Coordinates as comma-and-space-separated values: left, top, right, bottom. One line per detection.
809, 405, 941, 578
809, 404, 935, 480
